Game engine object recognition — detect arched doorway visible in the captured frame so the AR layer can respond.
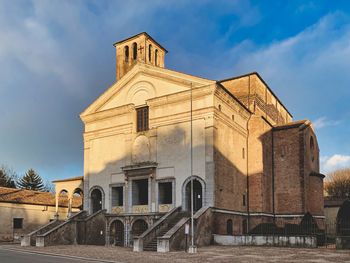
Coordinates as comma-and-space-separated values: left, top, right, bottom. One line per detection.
337, 200, 350, 236
185, 179, 203, 212
91, 188, 103, 213
110, 220, 124, 246
300, 212, 318, 234
131, 219, 148, 238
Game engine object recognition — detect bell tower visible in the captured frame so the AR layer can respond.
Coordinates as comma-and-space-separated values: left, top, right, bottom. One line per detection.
113, 32, 168, 81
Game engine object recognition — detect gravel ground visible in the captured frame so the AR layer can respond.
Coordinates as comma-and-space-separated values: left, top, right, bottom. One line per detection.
2, 244, 350, 263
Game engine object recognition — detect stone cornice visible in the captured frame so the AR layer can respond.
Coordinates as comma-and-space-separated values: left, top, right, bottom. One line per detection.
147, 84, 215, 107
150, 108, 214, 128
83, 124, 132, 141
81, 104, 134, 124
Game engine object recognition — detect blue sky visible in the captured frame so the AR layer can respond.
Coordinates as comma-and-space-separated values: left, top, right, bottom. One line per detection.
1, 0, 350, 182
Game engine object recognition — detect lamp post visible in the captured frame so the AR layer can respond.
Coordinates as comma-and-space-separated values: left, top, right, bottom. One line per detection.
189, 82, 197, 254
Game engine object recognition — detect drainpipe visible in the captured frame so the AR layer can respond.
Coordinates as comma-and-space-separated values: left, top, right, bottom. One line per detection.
272, 129, 275, 223
246, 76, 251, 233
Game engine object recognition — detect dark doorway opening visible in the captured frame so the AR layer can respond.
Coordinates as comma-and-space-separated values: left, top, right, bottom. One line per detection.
337, 200, 350, 236
132, 179, 148, 205
110, 220, 124, 246
185, 179, 203, 212
132, 219, 148, 238
91, 188, 102, 213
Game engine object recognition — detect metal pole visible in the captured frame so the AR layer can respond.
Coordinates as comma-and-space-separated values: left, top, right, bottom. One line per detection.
189, 82, 196, 253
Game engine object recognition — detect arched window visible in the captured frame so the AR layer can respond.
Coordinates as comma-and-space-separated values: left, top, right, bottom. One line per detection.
155, 49, 158, 66
132, 42, 137, 60
227, 219, 233, 235
148, 44, 152, 62
310, 136, 315, 162
242, 219, 247, 234
218, 104, 222, 111
124, 46, 129, 62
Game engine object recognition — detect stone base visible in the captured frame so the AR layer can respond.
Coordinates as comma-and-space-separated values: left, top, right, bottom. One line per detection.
188, 245, 197, 253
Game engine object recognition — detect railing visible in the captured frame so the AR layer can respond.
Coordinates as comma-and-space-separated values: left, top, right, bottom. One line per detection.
193, 206, 213, 246
157, 217, 190, 252
133, 206, 180, 252
157, 206, 212, 252
21, 219, 62, 246
35, 210, 88, 247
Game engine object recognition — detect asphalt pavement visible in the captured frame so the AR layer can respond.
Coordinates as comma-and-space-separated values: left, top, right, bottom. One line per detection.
0, 247, 113, 263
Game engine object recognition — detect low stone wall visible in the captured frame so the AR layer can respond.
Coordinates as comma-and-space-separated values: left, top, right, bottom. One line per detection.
214, 234, 317, 248
194, 207, 213, 246
336, 237, 350, 249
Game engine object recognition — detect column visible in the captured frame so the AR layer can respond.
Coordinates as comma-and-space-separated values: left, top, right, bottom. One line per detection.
68, 194, 73, 218
55, 192, 59, 219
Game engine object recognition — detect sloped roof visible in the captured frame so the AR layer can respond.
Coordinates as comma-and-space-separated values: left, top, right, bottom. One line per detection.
219, 72, 293, 118
0, 187, 82, 208
273, 120, 310, 131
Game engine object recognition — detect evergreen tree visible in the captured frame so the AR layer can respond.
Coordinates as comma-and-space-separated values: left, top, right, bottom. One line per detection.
17, 169, 44, 191
0, 166, 16, 188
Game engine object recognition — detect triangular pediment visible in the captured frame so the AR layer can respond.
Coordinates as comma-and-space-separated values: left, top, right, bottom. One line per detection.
80, 63, 214, 118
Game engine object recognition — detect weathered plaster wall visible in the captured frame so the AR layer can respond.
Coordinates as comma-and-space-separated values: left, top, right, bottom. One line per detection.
0, 202, 75, 241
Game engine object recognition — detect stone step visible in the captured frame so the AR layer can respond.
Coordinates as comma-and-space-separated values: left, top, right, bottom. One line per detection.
142, 211, 191, 251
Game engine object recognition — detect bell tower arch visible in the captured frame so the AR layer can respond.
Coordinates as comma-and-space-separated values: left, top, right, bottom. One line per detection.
113, 32, 168, 80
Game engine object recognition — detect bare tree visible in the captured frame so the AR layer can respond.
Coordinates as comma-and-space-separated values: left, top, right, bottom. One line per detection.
0, 165, 17, 188
325, 168, 350, 199
43, 180, 55, 193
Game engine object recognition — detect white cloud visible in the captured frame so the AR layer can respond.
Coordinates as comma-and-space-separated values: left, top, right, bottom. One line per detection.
321, 154, 350, 174
211, 12, 350, 119
313, 116, 341, 129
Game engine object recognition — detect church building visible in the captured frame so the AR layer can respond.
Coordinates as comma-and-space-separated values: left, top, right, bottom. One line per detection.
53, 32, 325, 251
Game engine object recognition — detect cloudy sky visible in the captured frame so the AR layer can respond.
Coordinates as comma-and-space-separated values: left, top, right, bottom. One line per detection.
1, 0, 350, 182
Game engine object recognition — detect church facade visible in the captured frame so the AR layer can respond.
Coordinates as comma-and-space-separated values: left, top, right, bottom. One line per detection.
77, 32, 324, 248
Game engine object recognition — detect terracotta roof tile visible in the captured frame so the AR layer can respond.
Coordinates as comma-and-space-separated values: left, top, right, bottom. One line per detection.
0, 187, 82, 208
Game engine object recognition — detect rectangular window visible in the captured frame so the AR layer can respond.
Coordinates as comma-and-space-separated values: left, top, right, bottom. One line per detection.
132, 179, 148, 205
112, 186, 123, 207
159, 182, 172, 204
13, 218, 23, 229
242, 194, 246, 206
136, 106, 149, 132
242, 147, 245, 159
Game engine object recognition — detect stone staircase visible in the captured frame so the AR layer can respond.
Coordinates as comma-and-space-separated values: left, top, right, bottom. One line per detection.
144, 211, 190, 251
21, 219, 65, 246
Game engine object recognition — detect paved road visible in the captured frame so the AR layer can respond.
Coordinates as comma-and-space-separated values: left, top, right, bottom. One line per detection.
0, 247, 111, 263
